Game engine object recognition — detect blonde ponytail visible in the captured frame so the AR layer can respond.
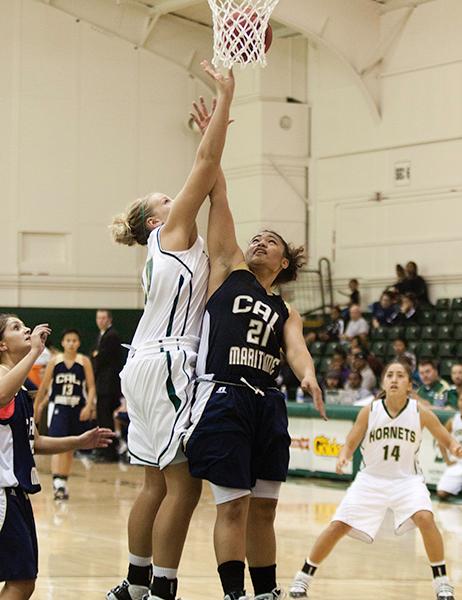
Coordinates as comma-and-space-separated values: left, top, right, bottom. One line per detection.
110, 194, 155, 246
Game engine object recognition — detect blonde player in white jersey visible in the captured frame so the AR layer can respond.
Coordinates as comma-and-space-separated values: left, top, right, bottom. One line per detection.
289, 359, 462, 600
106, 61, 234, 600
437, 392, 462, 500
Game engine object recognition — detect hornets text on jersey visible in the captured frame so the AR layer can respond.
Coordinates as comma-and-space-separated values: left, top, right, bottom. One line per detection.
196, 268, 289, 388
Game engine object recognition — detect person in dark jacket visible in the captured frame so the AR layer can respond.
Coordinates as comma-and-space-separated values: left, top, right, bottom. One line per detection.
92, 309, 122, 461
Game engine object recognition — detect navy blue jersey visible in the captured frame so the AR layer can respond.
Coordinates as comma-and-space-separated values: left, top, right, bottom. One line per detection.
0, 388, 40, 494
50, 354, 86, 407
196, 268, 289, 387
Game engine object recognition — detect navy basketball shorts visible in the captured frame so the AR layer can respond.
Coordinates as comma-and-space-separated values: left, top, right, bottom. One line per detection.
185, 381, 291, 489
48, 404, 89, 437
0, 487, 38, 582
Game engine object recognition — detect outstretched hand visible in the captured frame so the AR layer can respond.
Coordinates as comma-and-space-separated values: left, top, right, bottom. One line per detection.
301, 374, 327, 420
30, 324, 51, 355
190, 96, 234, 136
201, 60, 234, 98
77, 427, 115, 450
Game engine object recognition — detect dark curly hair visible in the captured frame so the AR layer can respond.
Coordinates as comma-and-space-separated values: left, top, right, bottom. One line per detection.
260, 230, 306, 285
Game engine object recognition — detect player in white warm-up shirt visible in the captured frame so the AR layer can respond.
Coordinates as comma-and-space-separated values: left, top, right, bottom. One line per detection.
289, 360, 462, 600
437, 393, 462, 499
106, 62, 234, 600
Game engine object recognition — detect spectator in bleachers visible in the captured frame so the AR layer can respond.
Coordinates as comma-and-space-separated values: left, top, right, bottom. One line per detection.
395, 292, 420, 325
338, 278, 360, 308
416, 359, 452, 410
342, 305, 369, 343
322, 369, 343, 394
350, 348, 377, 392
447, 363, 462, 410
386, 263, 406, 297
371, 291, 400, 329
391, 338, 417, 371
344, 370, 371, 402
400, 261, 431, 306
330, 348, 350, 384
305, 305, 344, 345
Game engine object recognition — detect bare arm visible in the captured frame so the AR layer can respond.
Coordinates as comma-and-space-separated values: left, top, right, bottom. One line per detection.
283, 308, 326, 419
34, 358, 55, 419
336, 405, 370, 473
161, 62, 234, 252
80, 356, 96, 421
421, 407, 462, 458
438, 419, 455, 465
35, 425, 115, 455
0, 324, 51, 406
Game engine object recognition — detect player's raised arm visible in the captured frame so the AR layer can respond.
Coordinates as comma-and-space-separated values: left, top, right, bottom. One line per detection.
161, 62, 234, 251
336, 405, 370, 473
421, 406, 462, 459
283, 307, 326, 420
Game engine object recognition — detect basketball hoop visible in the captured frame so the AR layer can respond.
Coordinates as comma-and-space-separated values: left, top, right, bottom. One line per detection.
208, 0, 280, 68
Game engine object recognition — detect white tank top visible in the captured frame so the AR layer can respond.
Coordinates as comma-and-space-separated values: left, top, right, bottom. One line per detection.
451, 412, 462, 463
360, 398, 422, 479
130, 226, 209, 350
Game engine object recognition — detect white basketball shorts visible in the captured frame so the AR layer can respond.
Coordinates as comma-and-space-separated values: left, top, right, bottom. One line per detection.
332, 471, 433, 543
120, 340, 197, 469
437, 463, 462, 496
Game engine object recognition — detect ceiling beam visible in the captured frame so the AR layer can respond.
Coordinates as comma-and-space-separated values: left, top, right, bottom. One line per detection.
151, 0, 205, 15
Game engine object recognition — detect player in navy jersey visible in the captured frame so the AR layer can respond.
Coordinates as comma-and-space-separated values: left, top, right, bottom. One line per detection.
0, 314, 113, 600
106, 62, 235, 600
35, 329, 95, 500
184, 101, 325, 600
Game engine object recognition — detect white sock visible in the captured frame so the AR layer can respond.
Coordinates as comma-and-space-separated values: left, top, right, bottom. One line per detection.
152, 565, 178, 579
128, 553, 152, 568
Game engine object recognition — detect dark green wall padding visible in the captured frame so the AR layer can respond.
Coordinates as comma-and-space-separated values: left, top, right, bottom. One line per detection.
0, 307, 142, 356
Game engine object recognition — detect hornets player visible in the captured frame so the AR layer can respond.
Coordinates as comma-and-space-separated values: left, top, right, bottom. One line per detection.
35, 329, 95, 500
0, 314, 113, 600
185, 98, 325, 600
289, 360, 462, 600
106, 61, 234, 600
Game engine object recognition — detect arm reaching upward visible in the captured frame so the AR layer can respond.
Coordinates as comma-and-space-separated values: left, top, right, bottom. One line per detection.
161, 62, 235, 252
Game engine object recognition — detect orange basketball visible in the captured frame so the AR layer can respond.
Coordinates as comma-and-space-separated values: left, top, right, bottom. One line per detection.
225, 9, 273, 62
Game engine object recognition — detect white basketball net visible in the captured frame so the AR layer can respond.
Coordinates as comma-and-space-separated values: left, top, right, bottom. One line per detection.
208, 0, 280, 68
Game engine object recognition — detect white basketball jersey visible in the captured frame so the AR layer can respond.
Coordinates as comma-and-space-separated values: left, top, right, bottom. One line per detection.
360, 398, 422, 479
130, 226, 209, 349
451, 413, 462, 463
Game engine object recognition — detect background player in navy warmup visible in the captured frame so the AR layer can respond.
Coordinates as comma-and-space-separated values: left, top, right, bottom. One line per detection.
185, 97, 325, 600
0, 314, 113, 600
289, 360, 462, 600
35, 328, 95, 500
106, 61, 234, 600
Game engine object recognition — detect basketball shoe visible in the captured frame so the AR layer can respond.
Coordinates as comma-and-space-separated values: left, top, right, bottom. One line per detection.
288, 571, 312, 598
433, 576, 455, 599
255, 588, 286, 599
106, 579, 148, 600
223, 593, 251, 600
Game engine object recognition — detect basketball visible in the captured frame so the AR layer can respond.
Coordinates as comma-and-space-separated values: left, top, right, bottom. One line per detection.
225, 9, 273, 62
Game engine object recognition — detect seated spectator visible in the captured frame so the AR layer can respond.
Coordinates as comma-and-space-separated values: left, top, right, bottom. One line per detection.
339, 278, 360, 308
344, 371, 372, 402
330, 348, 350, 384
323, 369, 343, 393
390, 338, 417, 371
400, 261, 431, 306
305, 305, 345, 345
436, 393, 462, 500
342, 305, 369, 343
395, 292, 420, 325
447, 363, 462, 410
350, 348, 377, 392
416, 360, 452, 410
371, 292, 400, 328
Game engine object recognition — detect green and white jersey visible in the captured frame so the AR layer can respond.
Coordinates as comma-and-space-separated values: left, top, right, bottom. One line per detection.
130, 225, 209, 350
360, 398, 422, 479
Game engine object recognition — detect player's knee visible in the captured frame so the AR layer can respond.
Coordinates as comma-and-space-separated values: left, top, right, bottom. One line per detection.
218, 495, 249, 524
249, 497, 277, 525
437, 489, 449, 500
8, 579, 36, 599
329, 520, 351, 536
412, 510, 435, 530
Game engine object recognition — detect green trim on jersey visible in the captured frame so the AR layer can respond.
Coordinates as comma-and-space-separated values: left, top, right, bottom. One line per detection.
166, 275, 185, 337
165, 351, 181, 412
381, 398, 409, 420
144, 257, 154, 304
